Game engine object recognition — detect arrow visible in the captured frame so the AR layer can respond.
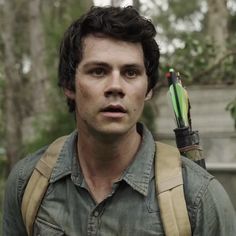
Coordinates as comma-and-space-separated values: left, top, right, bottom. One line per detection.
166, 68, 189, 129
165, 68, 206, 169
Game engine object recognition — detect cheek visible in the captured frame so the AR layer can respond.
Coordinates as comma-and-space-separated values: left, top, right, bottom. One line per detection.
75, 81, 93, 103
132, 84, 148, 103
131, 92, 146, 113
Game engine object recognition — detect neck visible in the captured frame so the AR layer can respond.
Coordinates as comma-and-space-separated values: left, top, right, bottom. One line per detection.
76, 126, 141, 203
77, 126, 141, 178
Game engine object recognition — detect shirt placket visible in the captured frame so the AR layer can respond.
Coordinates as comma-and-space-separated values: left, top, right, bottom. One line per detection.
87, 207, 101, 236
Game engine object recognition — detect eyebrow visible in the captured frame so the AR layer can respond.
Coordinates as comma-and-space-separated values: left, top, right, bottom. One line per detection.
123, 64, 145, 70
82, 61, 110, 68
82, 61, 145, 70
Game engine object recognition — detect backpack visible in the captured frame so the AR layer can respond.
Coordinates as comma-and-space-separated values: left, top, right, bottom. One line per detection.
21, 136, 191, 236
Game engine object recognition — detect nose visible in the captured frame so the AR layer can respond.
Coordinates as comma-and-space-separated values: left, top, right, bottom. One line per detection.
104, 71, 125, 98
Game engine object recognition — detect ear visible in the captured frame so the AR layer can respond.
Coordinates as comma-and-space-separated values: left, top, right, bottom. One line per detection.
145, 89, 153, 101
64, 88, 75, 100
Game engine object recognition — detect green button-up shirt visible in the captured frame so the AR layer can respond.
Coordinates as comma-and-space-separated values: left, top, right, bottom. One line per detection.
3, 124, 236, 235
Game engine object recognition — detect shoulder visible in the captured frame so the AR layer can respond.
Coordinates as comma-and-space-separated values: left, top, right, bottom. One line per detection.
181, 157, 236, 234
3, 146, 48, 235
181, 156, 214, 198
181, 157, 214, 205
6, 146, 48, 201
181, 157, 213, 222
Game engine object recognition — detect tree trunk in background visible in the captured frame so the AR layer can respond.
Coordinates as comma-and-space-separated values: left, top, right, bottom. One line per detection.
133, 0, 141, 10
207, 0, 229, 61
111, 0, 123, 7
1, 0, 24, 173
28, 0, 49, 114
1, 0, 50, 173
21, 0, 51, 142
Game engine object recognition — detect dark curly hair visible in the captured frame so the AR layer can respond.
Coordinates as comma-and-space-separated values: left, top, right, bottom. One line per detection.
58, 6, 160, 112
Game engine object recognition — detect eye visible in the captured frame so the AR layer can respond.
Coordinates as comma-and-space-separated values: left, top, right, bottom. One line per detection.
89, 67, 106, 77
125, 69, 138, 78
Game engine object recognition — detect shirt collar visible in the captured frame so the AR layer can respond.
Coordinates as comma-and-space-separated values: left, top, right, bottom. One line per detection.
49, 124, 156, 197
50, 130, 77, 183
122, 123, 155, 196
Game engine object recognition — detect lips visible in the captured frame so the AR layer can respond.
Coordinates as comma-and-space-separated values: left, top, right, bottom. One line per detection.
100, 104, 127, 118
101, 105, 126, 113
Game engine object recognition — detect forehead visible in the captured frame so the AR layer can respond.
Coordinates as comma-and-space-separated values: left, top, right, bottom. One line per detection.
80, 35, 145, 65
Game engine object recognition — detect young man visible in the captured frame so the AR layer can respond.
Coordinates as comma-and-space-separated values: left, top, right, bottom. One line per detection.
3, 6, 236, 236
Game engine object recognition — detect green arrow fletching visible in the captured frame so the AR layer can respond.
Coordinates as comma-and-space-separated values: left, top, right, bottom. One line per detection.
167, 69, 189, 128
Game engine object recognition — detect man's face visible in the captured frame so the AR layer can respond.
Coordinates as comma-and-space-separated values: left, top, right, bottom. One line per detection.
65, 35, 152, 138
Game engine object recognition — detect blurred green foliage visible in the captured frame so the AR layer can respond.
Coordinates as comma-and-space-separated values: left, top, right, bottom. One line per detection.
141, 102, 157, 132
24, 105, 76, 155
146, 0, 236, 85
164, 37, 236, 85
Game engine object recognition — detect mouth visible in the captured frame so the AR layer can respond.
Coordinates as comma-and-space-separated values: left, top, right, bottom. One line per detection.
101, 105, 126, 113
100, 105, 127, 118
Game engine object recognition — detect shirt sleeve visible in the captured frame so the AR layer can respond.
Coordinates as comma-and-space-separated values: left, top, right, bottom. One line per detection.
193, 178, 236, 236
2, 161, 29, 236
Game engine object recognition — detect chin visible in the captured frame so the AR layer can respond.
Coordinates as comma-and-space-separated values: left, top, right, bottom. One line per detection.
93, 123, 136, 138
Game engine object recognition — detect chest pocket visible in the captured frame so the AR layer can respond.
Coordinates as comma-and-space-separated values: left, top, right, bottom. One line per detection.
33, 218, 65, 236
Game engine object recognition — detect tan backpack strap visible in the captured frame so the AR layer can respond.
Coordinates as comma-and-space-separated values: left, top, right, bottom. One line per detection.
155, 142, 192, 236
21, 135, 69, 236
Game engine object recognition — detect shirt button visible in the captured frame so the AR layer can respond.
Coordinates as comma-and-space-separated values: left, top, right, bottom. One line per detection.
94, 211, 99, 217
